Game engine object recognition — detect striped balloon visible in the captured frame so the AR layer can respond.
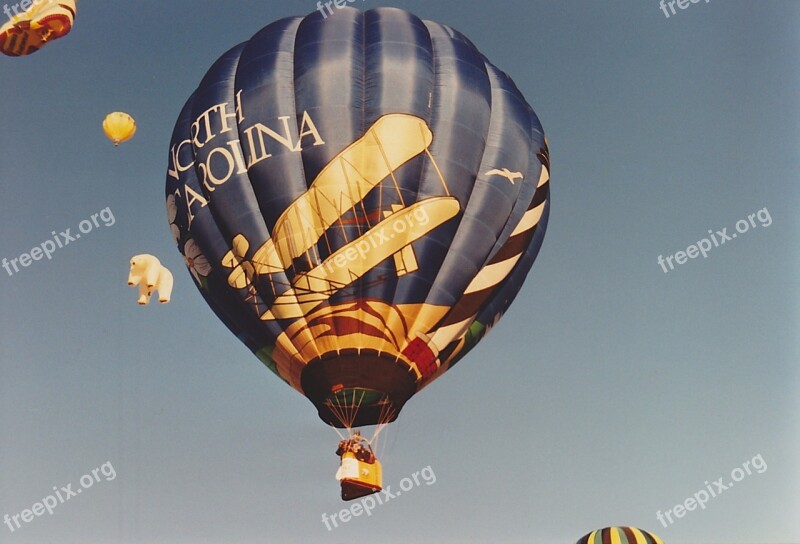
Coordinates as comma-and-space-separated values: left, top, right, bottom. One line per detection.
0, 0, 75, 57
165, 7, 550, 428
576, 527, 665, 544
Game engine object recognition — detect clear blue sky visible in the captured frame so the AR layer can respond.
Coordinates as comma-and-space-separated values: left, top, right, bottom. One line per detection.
1, 1, 797, 543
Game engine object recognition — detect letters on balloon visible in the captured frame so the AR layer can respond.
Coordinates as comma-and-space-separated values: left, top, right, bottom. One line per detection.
168, 94, 325, 228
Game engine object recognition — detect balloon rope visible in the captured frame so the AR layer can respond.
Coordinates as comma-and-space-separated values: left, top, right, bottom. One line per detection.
371, 422, 385, 452
337, 393, 352, 430
326, 400, 342, 428
370, 397, 395, 452
341, 392, 355, 429
329, 389, 360, 431
350, 389, 367, 429
331, 424, 347, 442
326, 396, 350, 430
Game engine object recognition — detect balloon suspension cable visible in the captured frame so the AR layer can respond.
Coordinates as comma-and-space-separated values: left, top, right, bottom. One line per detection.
326, 391, 395, 455
370, 422, 387, 454
330, 424, 347, 442
326, 388, 368, 433
325, 397, 351, 432
369, 397, 397, 454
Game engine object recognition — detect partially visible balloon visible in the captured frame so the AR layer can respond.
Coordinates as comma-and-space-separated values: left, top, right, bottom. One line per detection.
576, 527, 664, 544
0, 0, 75, 57
103, 112, 136, 146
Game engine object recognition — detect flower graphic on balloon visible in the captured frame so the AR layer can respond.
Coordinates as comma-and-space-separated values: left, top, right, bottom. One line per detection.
166, 195, 181, 244
182, 239, 211, 288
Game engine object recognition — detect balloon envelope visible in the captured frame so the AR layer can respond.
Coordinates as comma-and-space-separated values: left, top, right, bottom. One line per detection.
103, 112, 136, 146
0, 0, 75, 57
165, 7, 550, 428
576, 527, 665, 544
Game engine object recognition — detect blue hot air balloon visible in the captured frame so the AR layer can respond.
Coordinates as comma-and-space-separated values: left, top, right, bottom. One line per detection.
165, 7, 550, 432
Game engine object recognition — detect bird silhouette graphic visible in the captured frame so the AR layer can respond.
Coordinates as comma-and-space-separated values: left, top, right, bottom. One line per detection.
485, 168, 524, 184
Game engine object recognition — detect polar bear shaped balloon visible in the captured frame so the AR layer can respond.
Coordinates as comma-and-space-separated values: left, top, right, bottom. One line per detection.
128, 254, 173, 305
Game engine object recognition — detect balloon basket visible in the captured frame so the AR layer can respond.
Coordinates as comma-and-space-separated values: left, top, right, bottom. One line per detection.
336, 451, 382, 501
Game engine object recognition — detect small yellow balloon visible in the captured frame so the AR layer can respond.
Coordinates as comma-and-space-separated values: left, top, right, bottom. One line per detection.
103, 112, 136, 146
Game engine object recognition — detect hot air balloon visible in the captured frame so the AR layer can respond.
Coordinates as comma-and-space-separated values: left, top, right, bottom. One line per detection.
103, 112, 136, 146
165, 6, 550, 499
0, 0, 75, 57
127, 254, 173, 305
576, 527, 665, 544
